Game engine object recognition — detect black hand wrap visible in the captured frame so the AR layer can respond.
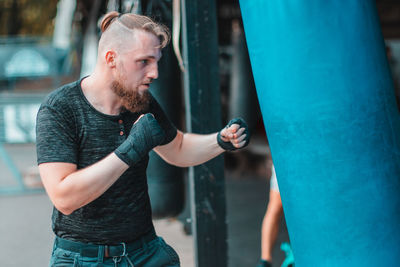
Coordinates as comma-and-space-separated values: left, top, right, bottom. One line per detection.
115, 113, 165, 166
217, 117, 250, 151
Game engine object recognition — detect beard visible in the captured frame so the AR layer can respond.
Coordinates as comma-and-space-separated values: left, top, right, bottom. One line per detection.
111, 80, 151, 113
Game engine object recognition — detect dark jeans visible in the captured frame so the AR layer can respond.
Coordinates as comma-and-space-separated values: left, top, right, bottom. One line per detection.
49, 235, 180, 267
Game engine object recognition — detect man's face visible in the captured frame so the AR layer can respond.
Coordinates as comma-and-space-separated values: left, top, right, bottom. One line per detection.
112, 30, 162, 113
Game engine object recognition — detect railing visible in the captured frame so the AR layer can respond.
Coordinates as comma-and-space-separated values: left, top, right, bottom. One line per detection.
0, 93, 46, 195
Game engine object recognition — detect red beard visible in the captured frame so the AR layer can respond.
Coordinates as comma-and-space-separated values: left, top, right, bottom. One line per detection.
111, 81, 151, 113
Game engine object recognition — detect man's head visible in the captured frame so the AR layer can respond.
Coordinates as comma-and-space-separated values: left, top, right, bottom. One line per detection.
98, 12, 170, 112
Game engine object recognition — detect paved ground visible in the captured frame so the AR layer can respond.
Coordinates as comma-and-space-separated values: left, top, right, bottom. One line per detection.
0, 143, 289, 267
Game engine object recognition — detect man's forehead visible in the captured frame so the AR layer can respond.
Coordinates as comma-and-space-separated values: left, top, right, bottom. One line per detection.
126, 31, 161, 57
132, 30, 160, 46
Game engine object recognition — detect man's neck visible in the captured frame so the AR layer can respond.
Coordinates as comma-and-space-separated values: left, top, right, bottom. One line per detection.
81, 73, 123, 116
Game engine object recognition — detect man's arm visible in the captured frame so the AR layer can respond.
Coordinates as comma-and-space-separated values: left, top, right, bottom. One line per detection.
39, 114, 164, 215
154, 119, 249, 167
39, 154, 128, 215
154, 131, 223, 167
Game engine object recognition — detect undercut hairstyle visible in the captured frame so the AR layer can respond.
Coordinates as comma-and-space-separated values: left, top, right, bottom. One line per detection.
98, 11, 170, 55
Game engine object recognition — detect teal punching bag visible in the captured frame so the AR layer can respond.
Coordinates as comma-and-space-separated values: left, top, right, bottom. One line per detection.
239, 1, 400, 266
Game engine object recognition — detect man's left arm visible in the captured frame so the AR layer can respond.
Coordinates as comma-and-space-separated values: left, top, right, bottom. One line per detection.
154, 118, 250, 167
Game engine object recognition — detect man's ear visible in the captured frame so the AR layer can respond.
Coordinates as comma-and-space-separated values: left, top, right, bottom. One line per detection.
105, 50, 117, 68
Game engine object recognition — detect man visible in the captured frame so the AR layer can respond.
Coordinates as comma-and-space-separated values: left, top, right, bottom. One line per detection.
36, 11, 249, 267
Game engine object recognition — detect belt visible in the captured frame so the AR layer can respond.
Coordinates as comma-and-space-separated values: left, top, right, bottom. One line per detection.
55, 229, 157, 258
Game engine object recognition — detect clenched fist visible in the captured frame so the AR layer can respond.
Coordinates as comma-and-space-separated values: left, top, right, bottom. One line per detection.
217, 117, 250, 151
115, 113, 165, 165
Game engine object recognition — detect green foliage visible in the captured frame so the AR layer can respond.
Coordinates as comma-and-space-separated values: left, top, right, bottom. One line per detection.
0, 0, 59, 36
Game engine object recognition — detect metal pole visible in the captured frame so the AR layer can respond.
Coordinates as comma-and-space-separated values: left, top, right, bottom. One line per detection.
181, 1, 227, 266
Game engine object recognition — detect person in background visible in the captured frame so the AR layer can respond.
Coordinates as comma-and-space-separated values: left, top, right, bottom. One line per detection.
257, 165, 284, 267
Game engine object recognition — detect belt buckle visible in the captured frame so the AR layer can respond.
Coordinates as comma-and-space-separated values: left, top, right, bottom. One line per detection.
104, 243, 127, 258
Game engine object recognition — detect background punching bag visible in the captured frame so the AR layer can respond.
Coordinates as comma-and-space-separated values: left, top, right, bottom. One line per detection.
146, 1, 184, 218
239, 1, 400, 266
228, 21, 260, 133
148, 41, 184, 218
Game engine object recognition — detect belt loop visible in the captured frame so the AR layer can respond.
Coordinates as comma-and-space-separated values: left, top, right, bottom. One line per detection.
120, 243, 127, 257
141, 236, 148, 252
52, 237, 58, 254
97, 245, 105, 263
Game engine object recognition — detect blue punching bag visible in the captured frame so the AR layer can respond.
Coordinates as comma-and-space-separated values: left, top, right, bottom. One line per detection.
239, 1, 400, 266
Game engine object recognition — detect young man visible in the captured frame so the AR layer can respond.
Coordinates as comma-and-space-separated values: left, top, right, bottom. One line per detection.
36, 12, 249, 266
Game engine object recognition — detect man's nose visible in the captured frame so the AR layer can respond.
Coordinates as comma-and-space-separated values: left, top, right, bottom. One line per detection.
147, 64, 158, 80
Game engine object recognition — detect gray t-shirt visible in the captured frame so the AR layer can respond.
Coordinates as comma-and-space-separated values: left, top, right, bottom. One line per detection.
36, 78, 177, 244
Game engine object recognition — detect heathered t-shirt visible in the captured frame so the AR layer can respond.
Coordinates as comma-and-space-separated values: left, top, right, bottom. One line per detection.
36, 78, 177, 244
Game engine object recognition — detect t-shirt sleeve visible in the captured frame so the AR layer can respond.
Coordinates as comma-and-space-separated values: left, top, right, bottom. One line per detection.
149, 95, 178, 145
36, 104, 78, 165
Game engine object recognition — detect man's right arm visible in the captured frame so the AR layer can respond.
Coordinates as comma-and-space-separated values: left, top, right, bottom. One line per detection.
39, 153, 129, 215
38, 113, 164, 215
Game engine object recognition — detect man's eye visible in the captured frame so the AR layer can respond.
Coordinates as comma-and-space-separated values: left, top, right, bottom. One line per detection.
140, 60, 148, 65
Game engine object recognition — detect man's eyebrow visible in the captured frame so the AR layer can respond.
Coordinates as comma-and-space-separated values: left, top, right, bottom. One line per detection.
137, 54, 162, 60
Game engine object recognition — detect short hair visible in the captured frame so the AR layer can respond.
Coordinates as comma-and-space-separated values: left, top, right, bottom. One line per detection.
98, 11, 170, 54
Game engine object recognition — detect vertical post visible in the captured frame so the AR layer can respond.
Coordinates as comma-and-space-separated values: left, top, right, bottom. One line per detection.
181, 1, 227, 266
80, 0, 102, 77
52, 0, 76, 51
